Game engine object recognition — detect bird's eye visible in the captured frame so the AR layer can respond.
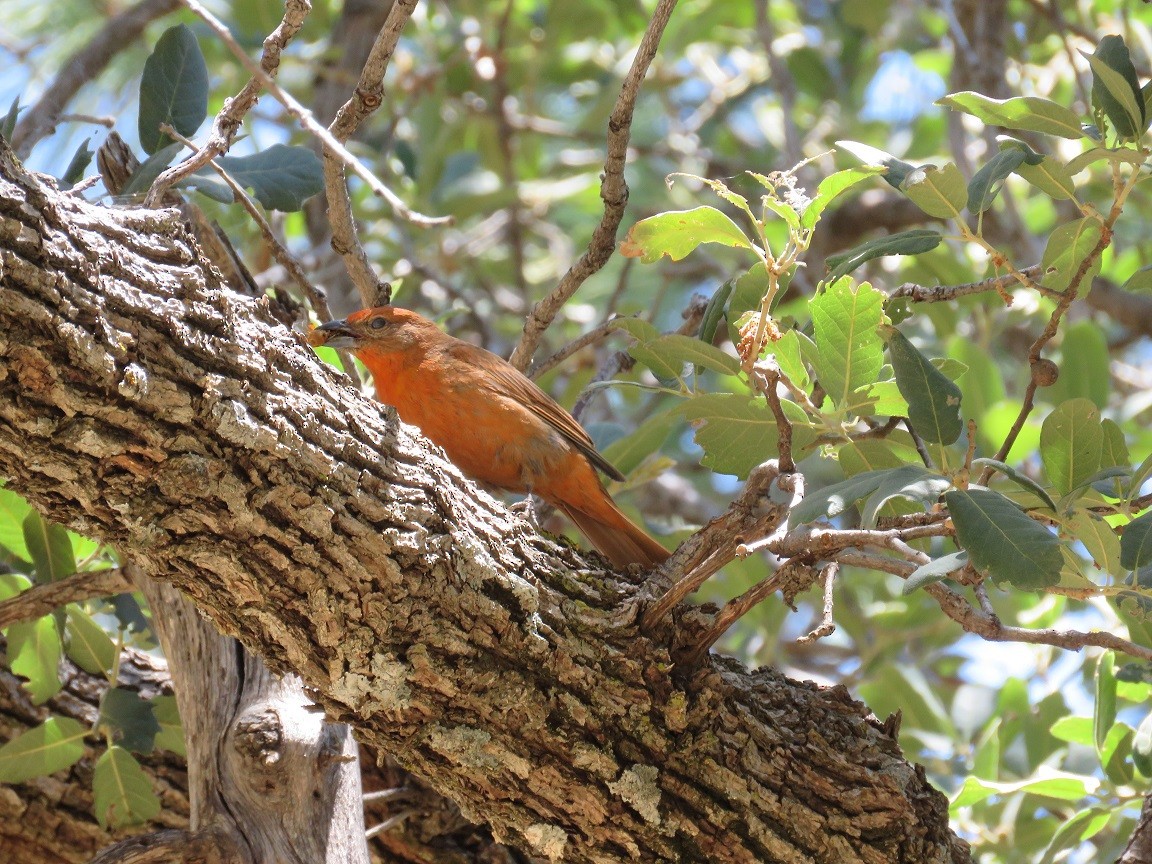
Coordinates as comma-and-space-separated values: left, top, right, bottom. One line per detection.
370, 317, 388, 330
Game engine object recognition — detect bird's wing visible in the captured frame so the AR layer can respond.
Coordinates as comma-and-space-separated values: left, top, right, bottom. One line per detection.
448, 340, 625, 482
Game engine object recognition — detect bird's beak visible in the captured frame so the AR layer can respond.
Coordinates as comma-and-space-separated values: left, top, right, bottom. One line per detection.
308, 319, 358, 349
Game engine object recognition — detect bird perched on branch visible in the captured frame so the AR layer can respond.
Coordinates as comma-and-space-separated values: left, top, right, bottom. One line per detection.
308, 306, 670, 569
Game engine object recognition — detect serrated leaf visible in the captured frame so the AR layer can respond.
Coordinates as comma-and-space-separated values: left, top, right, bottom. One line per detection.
138, 24, 208, 154
679, 394, 813, 479
835, 140, 915, 188
150, 695, 185, 757
860, 464, 949, 527
620, 206, 753, 263
904, 550, 968, 594
1122, 510, 1152, 570
811, 279, 886, 408
65, 605, 117, 676
100, 688, 161, 753
901, 163, 967, 218
8, 616, 62, 704
0, 485, 33, 561
971, 458, 1056, 510
216, 145, 324, 211
93, 746, 161, 828
887, 329, 963, 444
1040, 398, 1103, 498
825, 230, 941, 283
790, 469, 890, 525
967, 148, 1026, 212
946, 489, 1063, 590
801, 166, 886, 229
1015, 156, 1078, 200
0, 717, 87, 783
1086, 35, 1146, 139
937, 92, 1085, 139
23, 510, 75, 584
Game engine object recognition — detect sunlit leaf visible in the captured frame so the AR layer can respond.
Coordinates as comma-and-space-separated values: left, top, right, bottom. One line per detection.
0, 717, 87, 784
1039, 398, 1103, 498
810, 279, 886, 408
901, 163, 967, 219
8, 616, 62, 704
65, 605, 118, 676
93, 746, 161, 828
620, 206, 753, 263
967, 148, 1026, 212
801, 166, 886, 229
938, 91, 1085, 139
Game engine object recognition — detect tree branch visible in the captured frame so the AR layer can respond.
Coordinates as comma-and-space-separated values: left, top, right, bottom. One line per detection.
0, 567, 130, 629
0, 138, 967, 864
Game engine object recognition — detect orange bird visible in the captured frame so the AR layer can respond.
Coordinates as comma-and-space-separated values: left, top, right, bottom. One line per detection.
309, 306, 669, 569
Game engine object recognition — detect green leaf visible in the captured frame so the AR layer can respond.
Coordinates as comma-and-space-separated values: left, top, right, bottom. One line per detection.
1100, 722, 1134, 785
825, 230, 941, 283
600, 409, 677, 477
1053, 321, 1110, 408
946, 489, 1063, 590
138, 24, 209, 154
1043, 218, 1105, 297
100, 688, 161, 753
835, 140, 916, 188
151, 695, 186, 757
215, 146, 324, 212
1133, 710, 1152, 777
23, 510, 76, 584
1015, 156, 1078, 200
790, 469, 892, 525
772, 330, 810, 391
1095, 652, 1117, 753
0, 717, 87, 783
886, 329, 963, 444
63, 139, 94, 186
93, 746, 161, 829
810, 279, 886, 408
65, 606, 117, 676
904, 551, 968, 594
628, 342, 682, 380
699, 280, 734, 347
951, 771, 1094, 809
1121, 510, 1152, 570
1086, 35, 1146, 139
1122, 265, 1152, 295
0, 96, 20, 141
1066, 510, 1123, 576
0, 485, 33, 561
937, 92, 1085, 139
0, 572, 31, 601
679, 395, 813, 479
609, 317, 661, 343
8, 616, 63, 704
725, 262, 770, 347
901, 163, 967, 219
971, 458, 1056, 510
860, 464, 949, 527
1040, 398, 1103, 498
800, 166, 886, 230
1049, 715, 1094, 746
967, 148, 1026, 212
620, 206, 753, 263
1039, 807, 1114, 864
638, 334, 742, 377
838, 439, 911, 476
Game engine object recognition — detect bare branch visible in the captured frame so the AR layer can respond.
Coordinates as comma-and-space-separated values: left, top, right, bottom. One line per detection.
11, 0, 180, 158
890, 264, 1049, 302
89, 828, 244, 864
0, 568, 129, 630
508, 0, 679, 371
796, 562, 839, 644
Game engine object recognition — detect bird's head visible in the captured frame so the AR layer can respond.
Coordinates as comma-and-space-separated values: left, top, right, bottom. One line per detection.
307, 306, 434, 354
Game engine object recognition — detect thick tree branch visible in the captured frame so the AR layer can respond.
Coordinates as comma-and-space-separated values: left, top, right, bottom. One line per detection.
0, 140, 968, 864
0, 567, 130, 629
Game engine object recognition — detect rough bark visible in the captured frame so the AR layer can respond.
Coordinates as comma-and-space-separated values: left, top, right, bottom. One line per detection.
0, 140, 970, 863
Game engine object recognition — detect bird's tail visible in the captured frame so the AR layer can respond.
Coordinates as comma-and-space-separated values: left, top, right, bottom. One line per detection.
557, 500, 670, 570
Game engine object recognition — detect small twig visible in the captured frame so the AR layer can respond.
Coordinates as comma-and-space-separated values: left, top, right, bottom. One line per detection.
362, 786, 411, 804
903, 418, 934, 469
146, 0, 310, 205
890, 265, 1050, 302
11, 0, 180, 157
167, 0, 449, 229
0, 568, 130, 630
796, 562, 839, 644
528, 316, 623, 379
507, 0, 679, 371
364, 810, 414, 840
323, 0, 421, 306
